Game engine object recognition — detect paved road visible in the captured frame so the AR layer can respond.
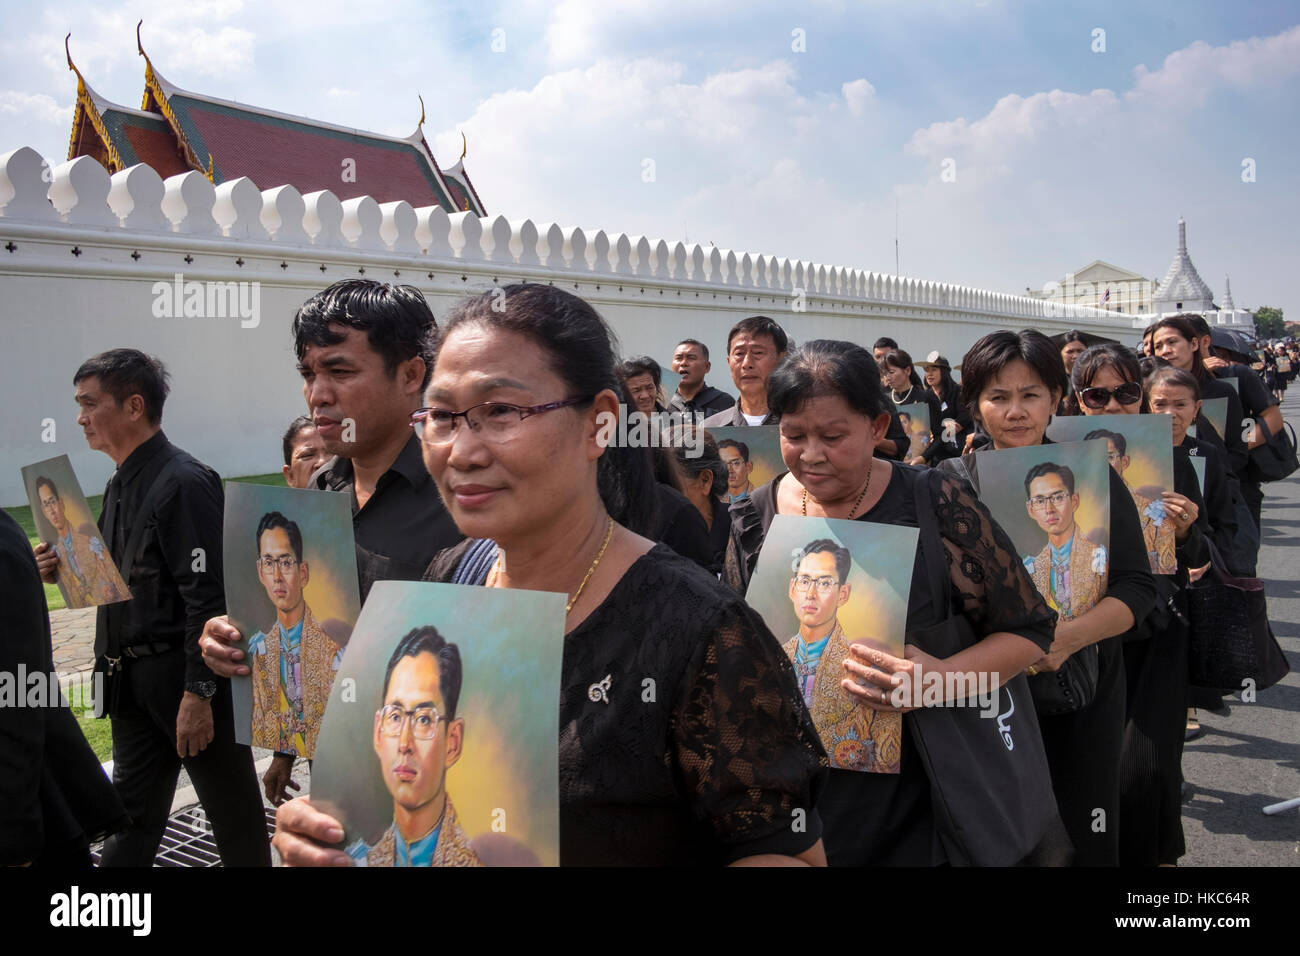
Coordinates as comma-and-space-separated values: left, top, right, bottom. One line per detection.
1180, 389, 1300, 866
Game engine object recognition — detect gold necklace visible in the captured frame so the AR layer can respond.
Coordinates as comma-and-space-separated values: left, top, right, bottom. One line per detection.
802, 459, 874, 519
486, 516, 616, 614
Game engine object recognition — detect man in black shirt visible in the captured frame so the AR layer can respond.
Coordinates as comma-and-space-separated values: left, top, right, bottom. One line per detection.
35, 349, 268, 867
293, 280, 463, 589
669, 338, 735, 420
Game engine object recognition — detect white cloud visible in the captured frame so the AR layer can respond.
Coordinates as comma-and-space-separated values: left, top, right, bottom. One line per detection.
842, 78, 875, 117
0, 90, 72, 125
1128, 23, 1300, 109
906, 88, 1119, 160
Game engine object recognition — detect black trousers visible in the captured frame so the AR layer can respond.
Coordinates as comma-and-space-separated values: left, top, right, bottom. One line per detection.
1038, 637, 1125, 866
99, 650, 270, 867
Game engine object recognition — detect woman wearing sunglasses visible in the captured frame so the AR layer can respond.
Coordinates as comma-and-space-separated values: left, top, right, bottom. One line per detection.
1071, 344, 1208, 867
205, 284, 829, 867
941, 330, 1155, 867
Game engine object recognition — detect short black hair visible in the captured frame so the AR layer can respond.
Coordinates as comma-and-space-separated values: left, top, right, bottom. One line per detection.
73, 348, 170, 426
675, 338, 709, 361
1083, 428, 1126, 457
381, 625, 463, 720
1146, 315, 1208, 380
1144, 363, 1200, 400
959, 330, 1068, 419
35, 475, 58, 500
726, 315, 788, 354
618, 356, 662, 388
716, 438, 750, 462
1185, 314, 1211, 338
795, 538, 852, 585
1024, 461, 1076, 497
255, 511, 304, 563
881, 348, 914, 372
281, 416, 317, 467
873, 336, 899, 352
768, 339, 889, 421
292, 279, 438, 390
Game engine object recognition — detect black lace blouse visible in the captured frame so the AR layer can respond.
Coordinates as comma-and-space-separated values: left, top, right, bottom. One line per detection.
424, 541, 828, 866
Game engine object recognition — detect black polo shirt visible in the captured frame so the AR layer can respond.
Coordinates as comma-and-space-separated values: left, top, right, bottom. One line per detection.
310, 433, 462, 594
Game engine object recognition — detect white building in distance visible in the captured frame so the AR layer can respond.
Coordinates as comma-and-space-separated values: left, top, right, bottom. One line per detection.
1025, 217, 1255, 336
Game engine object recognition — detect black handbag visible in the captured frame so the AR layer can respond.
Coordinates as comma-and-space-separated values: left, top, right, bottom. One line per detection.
905, 470, 1059, 866
1186, 541, 1290, 691
1027, 643, 1099, 715
1248, 417, 1298, 482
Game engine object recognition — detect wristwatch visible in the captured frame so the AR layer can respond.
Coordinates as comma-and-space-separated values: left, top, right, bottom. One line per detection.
185, 680, 217, 700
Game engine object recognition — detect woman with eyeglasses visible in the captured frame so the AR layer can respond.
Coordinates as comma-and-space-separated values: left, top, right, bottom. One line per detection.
725, 339, 1059, 866
939, 330, 1156, 867
204, 284, 828, 866
1072, 344, 1209, 867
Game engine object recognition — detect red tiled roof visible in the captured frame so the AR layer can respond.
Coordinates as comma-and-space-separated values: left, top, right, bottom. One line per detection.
117, 119, 191, 179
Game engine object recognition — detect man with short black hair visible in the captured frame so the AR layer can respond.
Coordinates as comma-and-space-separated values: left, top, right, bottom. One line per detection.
669, 338, 735, 419
34, 348, 269, 867
703, 317, 788, 427
872, 337, 900, 365
293, 280, 462, 590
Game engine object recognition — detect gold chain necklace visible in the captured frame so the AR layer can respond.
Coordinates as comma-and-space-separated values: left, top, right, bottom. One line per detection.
486, 516, 616, 614
802, 459, 874, 519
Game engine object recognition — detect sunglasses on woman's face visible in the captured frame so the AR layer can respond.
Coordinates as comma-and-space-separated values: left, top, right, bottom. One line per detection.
1079, 381, 1143, 410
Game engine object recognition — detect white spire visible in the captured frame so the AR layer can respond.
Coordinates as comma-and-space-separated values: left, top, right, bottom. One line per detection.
1223, 275, 1234, 310
1153, 216, 1214, 313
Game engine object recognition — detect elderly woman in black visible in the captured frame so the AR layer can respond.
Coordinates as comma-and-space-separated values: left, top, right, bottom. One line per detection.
1071, 344, 1206, 866
726, 339, 1058, 866
942, 330, 1156, 867
203, 284, 828, 867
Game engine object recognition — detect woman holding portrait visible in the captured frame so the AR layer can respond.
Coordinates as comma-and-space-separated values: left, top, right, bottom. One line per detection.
725, 339, 1059, 866
940, 330, 1155, 867
1071, 344, 1206, 866
202, 284, 828, 867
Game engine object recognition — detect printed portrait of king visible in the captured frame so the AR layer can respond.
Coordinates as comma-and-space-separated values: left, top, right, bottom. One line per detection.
248, 511, 343, 757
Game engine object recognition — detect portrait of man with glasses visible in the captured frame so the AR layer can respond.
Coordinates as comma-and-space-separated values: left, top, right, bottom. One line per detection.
1021, 462, 1107, 620
782, 538, 900, 774
347, 625, 482, 867
247, 511, 343, 757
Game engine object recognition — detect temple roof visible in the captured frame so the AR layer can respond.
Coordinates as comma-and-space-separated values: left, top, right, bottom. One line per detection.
1222, 275, 1235, 310
1153, 217, 1215, 310
65, 25, 486, 216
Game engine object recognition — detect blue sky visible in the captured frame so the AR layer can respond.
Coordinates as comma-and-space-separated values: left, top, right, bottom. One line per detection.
3, 0, 1297, 318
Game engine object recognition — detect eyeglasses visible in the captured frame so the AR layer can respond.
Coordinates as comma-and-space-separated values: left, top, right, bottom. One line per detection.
1079, 381, 1143, 410
411, 397, 593, 444
378, 704, 447, 740
1106, 451, 1122, 463
257, 555, 299, 574
724, 459, 747, 470
793, 574, 839, 593
1028, 491, 1070, 511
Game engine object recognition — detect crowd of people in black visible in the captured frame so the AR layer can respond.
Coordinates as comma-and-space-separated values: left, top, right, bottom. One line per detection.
5, 276, 1292, 868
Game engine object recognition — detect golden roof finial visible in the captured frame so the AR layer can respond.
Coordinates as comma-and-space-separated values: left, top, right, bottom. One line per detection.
459, 131, 467, 162
65, 32, 76, 74
417, 94, 425, 127
206, 153, 214, 182
136, 19, 146, 59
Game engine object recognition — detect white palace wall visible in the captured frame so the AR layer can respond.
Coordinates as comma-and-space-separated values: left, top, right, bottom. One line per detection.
0, 146, 1141, 504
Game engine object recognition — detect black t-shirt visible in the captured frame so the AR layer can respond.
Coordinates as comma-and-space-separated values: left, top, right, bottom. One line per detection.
651, 483, 714, 571
725, 461, 1058, 864
1215, 364, 1277, 419
425, 541, 828, 865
